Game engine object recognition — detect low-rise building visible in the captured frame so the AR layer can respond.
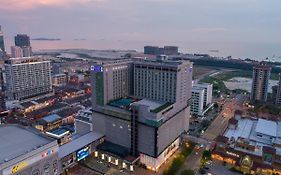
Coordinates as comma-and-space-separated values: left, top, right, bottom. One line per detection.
0, 125, 59, 175
36, 114, 62, 132
52, 74, 67, 87
212, 113, 281, 174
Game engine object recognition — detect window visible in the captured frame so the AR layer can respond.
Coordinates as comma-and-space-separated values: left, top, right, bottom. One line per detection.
43, 164, 50, 175
32, 169, 40, 175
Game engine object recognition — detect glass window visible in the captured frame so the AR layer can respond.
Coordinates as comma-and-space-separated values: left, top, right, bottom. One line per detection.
32, 169, 40, 175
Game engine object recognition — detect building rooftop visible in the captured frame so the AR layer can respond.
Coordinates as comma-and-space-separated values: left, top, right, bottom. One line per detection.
224, 117, 281, 156
255, 119, 277, 137
46, 128, 70, 138
0, 125, 54, 164
58, 132, 104, 158
42, 114, 62, 123
133, 99, 165, 111
224, 118, 254, 141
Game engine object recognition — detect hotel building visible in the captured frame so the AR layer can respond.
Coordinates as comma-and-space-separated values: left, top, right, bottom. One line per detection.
90, 59, 193, 171
4, 57, 53, 101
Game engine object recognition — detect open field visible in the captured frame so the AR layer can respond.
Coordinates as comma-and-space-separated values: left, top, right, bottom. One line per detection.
193, 66, 218, 79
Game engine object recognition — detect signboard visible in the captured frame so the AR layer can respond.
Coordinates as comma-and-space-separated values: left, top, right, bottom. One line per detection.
91, 65, 103, 72
76, 147, 90, 161
3, 148, 58, 175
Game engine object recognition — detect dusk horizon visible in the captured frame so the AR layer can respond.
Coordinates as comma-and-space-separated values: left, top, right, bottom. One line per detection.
1, 0, 281, 60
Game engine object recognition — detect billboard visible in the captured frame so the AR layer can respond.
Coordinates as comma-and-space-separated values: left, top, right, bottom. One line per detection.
76, 146, 90, 161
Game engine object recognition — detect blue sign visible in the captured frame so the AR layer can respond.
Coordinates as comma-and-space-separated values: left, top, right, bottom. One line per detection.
91, 65, 103, 72
77, 147, 90, 161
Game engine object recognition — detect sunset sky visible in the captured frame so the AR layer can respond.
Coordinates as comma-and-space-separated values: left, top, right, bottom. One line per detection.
1, 0, 281, 60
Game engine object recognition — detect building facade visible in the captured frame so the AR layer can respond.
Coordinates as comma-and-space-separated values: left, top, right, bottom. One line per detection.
52, 73, 67, 87
134, 60, 192, 106
251, 62, 271, 103
144, 46, 160, 55
4, 57, 53, 101
90, 59, 192, 171
0, 68, 5, 111
163, 46, 178, 55
11, 46, 23, 58
0, 125, 59, 175
190, 87, 205, 116
193, 83, 213, 107
0, 26, 5, 53
15, 34, 31, 48
22, 46, 33, 57
91, 60, 133, 106
276, 74, 281, 105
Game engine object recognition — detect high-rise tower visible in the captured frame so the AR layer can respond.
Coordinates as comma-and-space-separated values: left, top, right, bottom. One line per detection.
250, 61, 271, 103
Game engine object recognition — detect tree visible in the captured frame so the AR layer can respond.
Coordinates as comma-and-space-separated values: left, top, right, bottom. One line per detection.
202, 150, 212, 161
180, 169, 195, 175
213, 102, 219, 108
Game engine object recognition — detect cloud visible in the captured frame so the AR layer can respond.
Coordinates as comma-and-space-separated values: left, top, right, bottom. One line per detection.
0, 0, 99, 10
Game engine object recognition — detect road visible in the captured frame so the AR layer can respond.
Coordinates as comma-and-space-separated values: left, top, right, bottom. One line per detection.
181, 95, 248, 174
201, 98, 241, 141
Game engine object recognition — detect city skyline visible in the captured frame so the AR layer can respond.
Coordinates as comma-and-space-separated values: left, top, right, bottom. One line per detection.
1, 0, 281, 60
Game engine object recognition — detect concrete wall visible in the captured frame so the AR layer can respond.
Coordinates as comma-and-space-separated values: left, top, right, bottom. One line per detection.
138, 124, 156, 157
92, 111, 131, 148
157, 107, 189, 155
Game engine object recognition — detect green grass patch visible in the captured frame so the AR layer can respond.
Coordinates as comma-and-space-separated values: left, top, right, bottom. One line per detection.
163, 142, 196, 175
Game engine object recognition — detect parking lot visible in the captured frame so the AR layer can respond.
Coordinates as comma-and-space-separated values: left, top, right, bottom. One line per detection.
207, 160, 241, 175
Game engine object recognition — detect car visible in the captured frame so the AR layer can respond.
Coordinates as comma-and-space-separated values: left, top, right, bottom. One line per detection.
204, 167, 209, 170
120, 169, 124, 173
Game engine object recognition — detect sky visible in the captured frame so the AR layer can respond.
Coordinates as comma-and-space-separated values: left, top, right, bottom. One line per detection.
1, 0, 281, 61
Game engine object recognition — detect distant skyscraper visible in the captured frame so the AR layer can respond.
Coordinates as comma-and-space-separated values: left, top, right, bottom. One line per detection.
144, 46, 179, 55
163, 46, 179, 55
5, 57, 53, 101
0, 68, 5, 111
22, 46, 32, 57
11, 46, 23, 58
0, 26, 5, 53
144, 46, 159, 55
250, 62, 271, 103
276, 74, 281, 105
15, 34, 31, 48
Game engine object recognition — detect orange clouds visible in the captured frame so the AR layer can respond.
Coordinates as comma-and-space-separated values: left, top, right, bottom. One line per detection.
0, 0, 96, 10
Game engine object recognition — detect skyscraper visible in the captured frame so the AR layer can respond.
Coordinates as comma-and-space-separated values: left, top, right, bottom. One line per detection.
15, 34, 31, 48
133, 59, 192, 106
250, 62, 271, 103
0, 68, 5, 111
90, 59, 192, 170
0, 26, 5, 53
4, 57, 53, 101
91, 60, 133, 107
163, 46, 179, 55
11, 46, 23, 58
276, 73, 281, 105
22, 46, 32, 57
144, 46, 159, 55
